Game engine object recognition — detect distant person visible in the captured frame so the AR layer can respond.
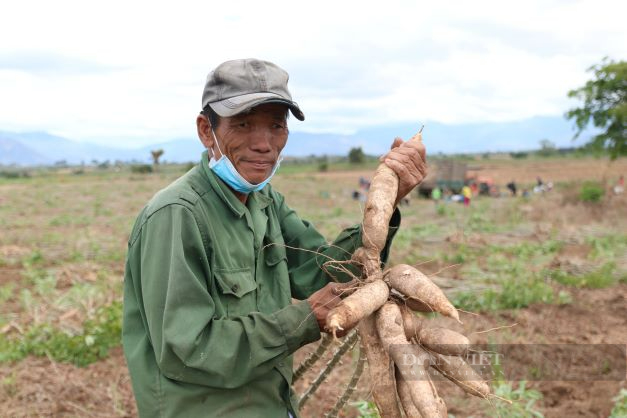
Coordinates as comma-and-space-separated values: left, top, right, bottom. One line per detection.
121, 58, 428, 418
506, 181, 517, 196
431, 186, 442, 202
462, 185, 472, 206
615, 175, 625, 195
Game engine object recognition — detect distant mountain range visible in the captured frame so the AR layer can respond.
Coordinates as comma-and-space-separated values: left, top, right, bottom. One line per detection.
0, 116, 590, 166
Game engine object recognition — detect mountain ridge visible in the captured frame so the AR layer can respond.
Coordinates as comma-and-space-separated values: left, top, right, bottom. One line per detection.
0, 116, 589, 166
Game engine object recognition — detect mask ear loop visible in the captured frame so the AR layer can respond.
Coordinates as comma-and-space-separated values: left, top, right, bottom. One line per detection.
209, 126, 224, 159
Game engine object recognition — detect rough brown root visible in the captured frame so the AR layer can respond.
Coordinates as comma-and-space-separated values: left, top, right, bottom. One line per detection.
396, 370, 423, 418
418, 327, 469, 357
385, 265, 460, 323
357, 315, 403, 418
400, 305, 423, 342
326, 280, 389, 335
351, 247, 382, 282
404, 295, 438, 313
429, 353, 491, 398
362, 164, 398, 253
436, 396, 447, 418
376, 303, 441, 418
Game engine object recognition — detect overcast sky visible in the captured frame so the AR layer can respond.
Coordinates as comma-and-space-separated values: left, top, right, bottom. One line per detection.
1, 0, 625, 148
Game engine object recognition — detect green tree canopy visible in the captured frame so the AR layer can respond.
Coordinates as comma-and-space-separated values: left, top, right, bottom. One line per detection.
566, 58, 626, 159
348, 147, 366, 164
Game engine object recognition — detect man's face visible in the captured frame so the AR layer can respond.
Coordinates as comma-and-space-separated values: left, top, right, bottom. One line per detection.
211, 103, 289, 185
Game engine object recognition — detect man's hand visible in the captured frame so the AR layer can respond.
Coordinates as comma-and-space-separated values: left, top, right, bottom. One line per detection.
379, 134, 427, 205
307, 281, 356, 336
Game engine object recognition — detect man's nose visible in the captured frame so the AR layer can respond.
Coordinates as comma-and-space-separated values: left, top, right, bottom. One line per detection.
249, 128, 273, 152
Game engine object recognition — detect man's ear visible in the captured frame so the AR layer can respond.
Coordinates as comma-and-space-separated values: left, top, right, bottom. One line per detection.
196, 114, 214, 150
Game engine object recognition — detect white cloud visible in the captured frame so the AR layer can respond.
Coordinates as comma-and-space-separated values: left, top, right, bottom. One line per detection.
0, 0, 625, 146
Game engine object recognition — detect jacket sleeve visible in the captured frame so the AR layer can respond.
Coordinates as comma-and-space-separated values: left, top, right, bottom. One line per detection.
271, 190, 401, 300
129, 204, 320, 388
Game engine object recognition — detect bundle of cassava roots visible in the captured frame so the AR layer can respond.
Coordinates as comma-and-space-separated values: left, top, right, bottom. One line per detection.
325, 131, 490, 418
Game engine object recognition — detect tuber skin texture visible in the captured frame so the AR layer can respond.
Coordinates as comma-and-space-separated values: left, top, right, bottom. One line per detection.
358, 315, 403, 418
417, 327, 469, 357
404, 295, 438, 313
326, 279, 389, 335
385, 264, 460, 323
396, 371, 423, 418
362, 164, 399, 253
376, 303, 441, 418
430, 353, 491, 398
400, 305, 423, 341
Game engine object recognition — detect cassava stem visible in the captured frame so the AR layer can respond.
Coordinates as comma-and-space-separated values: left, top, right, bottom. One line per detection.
293, 333, 333, 383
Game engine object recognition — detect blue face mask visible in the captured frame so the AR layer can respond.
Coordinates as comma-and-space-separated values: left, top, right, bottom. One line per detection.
208, 129, 282, 194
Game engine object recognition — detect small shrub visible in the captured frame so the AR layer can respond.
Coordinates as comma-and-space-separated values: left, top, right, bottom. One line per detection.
579, 181, 604, 203
130, 164, 153, 174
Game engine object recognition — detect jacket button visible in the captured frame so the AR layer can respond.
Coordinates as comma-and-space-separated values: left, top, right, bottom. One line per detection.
231, 284, 239, 292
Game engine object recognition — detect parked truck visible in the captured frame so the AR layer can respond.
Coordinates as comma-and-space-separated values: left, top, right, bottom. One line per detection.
417, 160, 468, 197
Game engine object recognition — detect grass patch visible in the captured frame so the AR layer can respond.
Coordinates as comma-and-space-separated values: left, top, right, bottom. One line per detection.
490, 381, 544, 418
610, 389, 627, 418
549, 263, 619, 288
0, 301, 122, 367
454, 277, 554, 312
0, 283, 15, 304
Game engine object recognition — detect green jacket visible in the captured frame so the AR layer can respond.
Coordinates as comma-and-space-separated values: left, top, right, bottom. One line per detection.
122, 152, 400, 418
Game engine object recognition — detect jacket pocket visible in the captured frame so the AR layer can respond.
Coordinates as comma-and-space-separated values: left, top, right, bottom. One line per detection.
214, 268, 257, 316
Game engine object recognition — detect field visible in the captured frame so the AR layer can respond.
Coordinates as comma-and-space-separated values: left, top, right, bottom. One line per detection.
1, 156, 626, 417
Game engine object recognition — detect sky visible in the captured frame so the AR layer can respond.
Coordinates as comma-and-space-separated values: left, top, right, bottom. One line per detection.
1, 0, 626, 149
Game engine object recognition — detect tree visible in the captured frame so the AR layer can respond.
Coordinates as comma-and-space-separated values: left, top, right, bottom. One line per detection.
538, 139, 556, 157
566, 58, 626, 159
348, 147, 366, 164
151, 149, 164, 166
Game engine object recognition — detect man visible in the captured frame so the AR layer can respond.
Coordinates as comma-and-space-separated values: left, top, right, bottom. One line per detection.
122, 58, 426, 418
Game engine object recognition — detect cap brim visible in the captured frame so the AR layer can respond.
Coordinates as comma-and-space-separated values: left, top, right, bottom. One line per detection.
208, 92, 305, 121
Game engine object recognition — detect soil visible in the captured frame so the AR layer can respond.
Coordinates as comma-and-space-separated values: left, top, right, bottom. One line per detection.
1, 158, 625, 418
2, 286, 622, 417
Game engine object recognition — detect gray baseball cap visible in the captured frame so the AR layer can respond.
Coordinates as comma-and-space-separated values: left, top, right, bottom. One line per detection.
202, 58, 305, 121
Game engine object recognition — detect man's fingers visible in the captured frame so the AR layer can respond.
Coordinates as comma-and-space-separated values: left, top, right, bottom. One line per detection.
390, 137, 404, 150
384, 158, 420, 184
331, 280, 359, 296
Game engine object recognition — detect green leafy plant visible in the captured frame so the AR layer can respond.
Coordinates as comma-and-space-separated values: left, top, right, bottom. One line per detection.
566, 58, 626, 160
609, 389, 627, 418
350, 400, 380, 418
0, 301, 122, 367
454, 277, 554, 312
490, 381, 544, 418
549, 263, 617, 288
579, 181, 605, 203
